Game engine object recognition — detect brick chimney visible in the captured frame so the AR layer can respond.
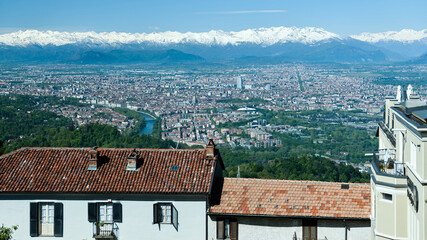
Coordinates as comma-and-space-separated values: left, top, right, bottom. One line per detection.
206, 139, 216, 158
126, 149, 139, 171
87, 146, 99, 171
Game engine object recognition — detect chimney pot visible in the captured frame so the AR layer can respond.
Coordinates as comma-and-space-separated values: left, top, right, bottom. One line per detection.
88, 146, 99, 170
126, 149, 139, 171
206, 139, 216, 158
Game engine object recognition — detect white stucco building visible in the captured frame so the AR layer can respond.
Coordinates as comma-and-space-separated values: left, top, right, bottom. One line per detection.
371, 86, 427, 240
0, 140, 225, 240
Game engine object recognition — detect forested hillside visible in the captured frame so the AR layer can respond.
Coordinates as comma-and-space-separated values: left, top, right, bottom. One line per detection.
2, 123, 177, 154
0, 95, 177, 155
223, 154, 370, 183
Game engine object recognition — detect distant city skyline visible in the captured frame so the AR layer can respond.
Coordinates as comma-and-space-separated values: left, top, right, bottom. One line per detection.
0, 0, 426, 35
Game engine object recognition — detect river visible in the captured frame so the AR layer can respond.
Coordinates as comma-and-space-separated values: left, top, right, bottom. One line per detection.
138, 112, 155, 135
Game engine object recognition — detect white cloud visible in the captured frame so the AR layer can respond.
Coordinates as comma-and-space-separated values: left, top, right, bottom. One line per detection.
198, 10, 287, 15
148, 26, 160, 30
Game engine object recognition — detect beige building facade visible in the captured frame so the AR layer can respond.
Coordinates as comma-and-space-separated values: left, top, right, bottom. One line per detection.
371, 85, 427, 240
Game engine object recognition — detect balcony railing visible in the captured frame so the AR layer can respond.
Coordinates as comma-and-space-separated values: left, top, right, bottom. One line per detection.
372, 152, 404, 176
378, 122, 396, 147
93, 222, 118, 239
377, 148, 396, 162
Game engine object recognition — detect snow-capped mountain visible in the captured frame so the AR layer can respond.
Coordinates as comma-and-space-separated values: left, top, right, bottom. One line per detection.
351, 29, 427, 43
0, 27, 340, 47
0, 27, 426, 64
350, 29, 427, 58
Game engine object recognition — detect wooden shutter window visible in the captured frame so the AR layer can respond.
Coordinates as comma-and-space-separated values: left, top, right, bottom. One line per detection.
88, 203, 97, 222
153, 203, 159, 223
303, 226, 317, 240
53, 203, 63, 237
310, 226, 317, 240
302, 219, 317, 240
113, 203, 122, 223
230, 220, 238, 240
172, 204, 178, 230
30, 202, 38, 237
217, 220, 225, 239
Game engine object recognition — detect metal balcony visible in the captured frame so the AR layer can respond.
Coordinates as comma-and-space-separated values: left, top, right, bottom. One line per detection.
93, 222, 118, 239
371, 151, 404, 177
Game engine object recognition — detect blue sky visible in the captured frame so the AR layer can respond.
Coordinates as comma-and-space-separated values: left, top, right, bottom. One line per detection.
0, 0, 426, 35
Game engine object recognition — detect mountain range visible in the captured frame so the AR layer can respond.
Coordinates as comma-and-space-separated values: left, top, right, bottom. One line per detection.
0, 27, 426, 64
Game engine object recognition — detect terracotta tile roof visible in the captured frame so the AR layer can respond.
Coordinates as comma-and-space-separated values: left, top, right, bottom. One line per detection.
209, 178, 370, 219
0, 147, 217, 194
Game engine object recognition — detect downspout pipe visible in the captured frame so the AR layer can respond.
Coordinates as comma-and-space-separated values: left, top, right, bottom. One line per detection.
344, 219, 347, 240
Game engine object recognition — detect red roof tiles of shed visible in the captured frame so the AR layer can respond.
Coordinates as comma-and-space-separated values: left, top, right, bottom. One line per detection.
209, 178, 370, 219
0, 147, 216, 194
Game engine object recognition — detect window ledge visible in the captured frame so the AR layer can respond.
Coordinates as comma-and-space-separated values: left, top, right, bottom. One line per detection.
93, 235, 115, 239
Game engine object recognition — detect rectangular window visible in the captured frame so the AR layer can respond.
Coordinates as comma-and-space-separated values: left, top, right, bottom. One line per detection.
98, 203, 113, 223
382, 193, 393, 201
160, 204, 171, 223
302, 219, 317, 240
40, 203, 55, 236
153, 203, 178, 230
410, 141, 417, 170
30, 202, 63, 237
217, 219, 238, 240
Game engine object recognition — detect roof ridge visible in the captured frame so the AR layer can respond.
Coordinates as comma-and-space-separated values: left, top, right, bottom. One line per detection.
2, 147, 204, 152
0, 147, 27, 159
224, 177, 370, 186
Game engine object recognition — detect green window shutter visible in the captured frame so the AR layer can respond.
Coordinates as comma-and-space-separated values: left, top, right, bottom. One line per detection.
54, 203, 63, 237
172, 204, 178, 231
113, 203, 122, 222
29, 202, 38, 237
153, 203, 159, 223
88, 203, 97, 222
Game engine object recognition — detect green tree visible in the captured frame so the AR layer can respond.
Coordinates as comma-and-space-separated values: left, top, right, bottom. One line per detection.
0, 225, 18, 240
0, 141, 4, 155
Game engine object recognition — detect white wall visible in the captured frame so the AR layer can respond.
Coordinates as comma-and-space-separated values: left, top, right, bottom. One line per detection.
317, 219, 345, 240
318, 219, 370, 240
238, 217, 300, 240
208, 215, 370, 240
207, 216, 300, 240
0, 195, 207, 240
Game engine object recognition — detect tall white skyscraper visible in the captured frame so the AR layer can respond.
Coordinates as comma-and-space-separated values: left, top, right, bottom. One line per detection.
236, 76, 242, 89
